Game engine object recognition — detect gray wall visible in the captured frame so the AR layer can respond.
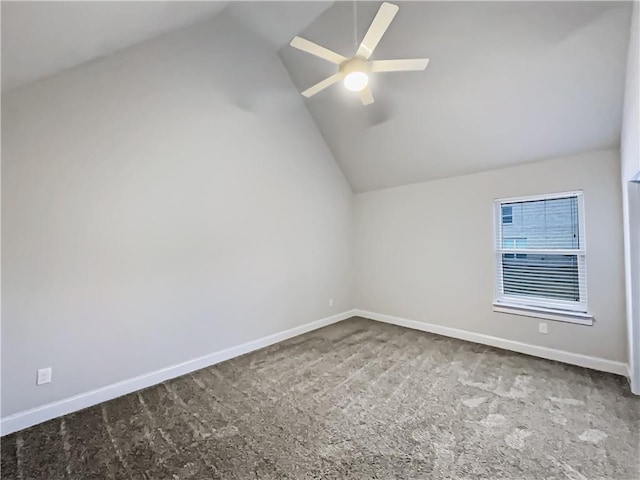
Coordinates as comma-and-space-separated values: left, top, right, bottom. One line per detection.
621, 2, 639, 392
354, 150, 626, 362
1, 14, 353, 417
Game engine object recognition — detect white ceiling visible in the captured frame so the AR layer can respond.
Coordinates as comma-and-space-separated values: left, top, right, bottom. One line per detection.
226, 1, 332, 47
279, 1, 633, 192
1, 1, 228, 91
1, 1, 633, 193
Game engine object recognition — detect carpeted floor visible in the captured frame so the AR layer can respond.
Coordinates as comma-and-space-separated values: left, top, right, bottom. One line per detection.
1, 317, 639, 479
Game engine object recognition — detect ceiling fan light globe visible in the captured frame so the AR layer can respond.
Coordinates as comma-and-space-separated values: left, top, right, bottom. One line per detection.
343, 71, 369, 92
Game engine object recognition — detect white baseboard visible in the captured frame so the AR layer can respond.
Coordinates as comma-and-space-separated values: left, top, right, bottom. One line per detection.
629, 365, 640, 395
3, 308, 630, 436
354, 309, 629, 377
0, 310, 356, 436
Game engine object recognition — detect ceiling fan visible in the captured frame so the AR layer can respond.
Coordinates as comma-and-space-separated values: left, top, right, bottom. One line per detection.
289, 2, 429, 106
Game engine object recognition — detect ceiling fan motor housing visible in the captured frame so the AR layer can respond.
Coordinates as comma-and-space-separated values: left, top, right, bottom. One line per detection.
340, 57, 371, 76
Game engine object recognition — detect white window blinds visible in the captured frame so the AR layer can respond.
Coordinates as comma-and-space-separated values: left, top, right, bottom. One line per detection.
494, 192, 587, 313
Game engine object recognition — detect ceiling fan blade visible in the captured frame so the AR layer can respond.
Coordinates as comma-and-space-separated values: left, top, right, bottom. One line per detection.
302, 73, 343, 97
359, 87, 374, 106
290, 36, 347, 64
370, 58, 430, 72
356, 2, 399, 60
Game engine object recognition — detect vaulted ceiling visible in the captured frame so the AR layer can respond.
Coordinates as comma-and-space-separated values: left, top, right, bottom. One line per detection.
2, 1, 633, 193
1, 1, 228, 91
279, 1, 632, 191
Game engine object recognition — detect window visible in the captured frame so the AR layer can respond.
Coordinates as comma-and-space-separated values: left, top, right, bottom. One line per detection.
502, 238, 528, 259
494, 192, 588, 317
501, 205, 513, 224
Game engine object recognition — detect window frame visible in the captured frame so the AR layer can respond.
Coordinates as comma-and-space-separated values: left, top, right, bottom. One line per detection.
493, 191, 592, 324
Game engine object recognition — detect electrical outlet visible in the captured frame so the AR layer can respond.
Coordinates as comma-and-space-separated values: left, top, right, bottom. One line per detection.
37, 367, 52, 386
538, 322, 548, 334
328, 298, 334, 307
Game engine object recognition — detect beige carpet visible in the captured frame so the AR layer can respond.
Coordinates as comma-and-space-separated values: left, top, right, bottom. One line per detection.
1, 317, 638, 479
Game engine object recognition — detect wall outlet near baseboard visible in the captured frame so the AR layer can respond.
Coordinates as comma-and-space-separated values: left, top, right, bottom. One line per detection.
538, 322, 548, 334
37, 368, 52, 386
328, 298, 334, 307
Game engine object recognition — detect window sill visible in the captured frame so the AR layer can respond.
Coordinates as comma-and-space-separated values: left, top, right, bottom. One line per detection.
493, 303, 594, 326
